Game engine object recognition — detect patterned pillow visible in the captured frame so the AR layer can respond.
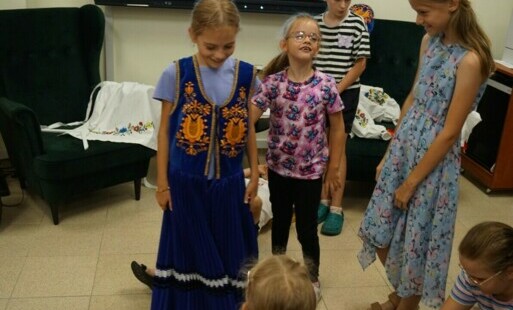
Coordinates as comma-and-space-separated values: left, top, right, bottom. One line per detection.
350, 3, 375, 33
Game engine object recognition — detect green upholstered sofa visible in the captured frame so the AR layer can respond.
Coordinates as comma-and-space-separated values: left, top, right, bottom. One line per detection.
346, 19, 425, 182
0, 5, 156, 224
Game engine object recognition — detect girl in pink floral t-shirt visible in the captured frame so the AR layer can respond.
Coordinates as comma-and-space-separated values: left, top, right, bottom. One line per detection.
249, 12, 344, 301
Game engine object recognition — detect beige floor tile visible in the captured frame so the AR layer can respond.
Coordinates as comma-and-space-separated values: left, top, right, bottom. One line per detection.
256, 227, 272, 253
316, 300, 328, 310
6, 297, 89, 310
447, 251, 461, 283
457, 194, 513, 218
89, 294, 151, 310
0, 224, 40, 257
55, 205, 109, 226
27, 223, 104, 257
0, 257, 25, 298
452, 219, 470, 245
55, 182, 154, 226
100, 221, 160, 255
1, 177, 43, 224
105, 196, 162, 227
1, 172, 512, 309
11, 256, 97, 298
372, 259, 395, 291
322, 286, 391, 310
92, 254, 155, 295
458, 215, 513, 229
319, 249, 388, 288
319, 224, 363, 250
54, 191, 124, 226
0, 200, 44, 226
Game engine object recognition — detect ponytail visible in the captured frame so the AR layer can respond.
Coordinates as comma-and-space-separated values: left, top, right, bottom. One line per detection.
260, 52, 289, 79
450, 0, 495, 79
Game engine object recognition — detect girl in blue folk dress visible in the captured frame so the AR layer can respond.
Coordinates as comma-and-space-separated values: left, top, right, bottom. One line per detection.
151, 0, 259, 308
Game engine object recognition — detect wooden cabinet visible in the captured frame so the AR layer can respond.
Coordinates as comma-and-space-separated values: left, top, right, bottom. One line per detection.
461, 62, 513, 192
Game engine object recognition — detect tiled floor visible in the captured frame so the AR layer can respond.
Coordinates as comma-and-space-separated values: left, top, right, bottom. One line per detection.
1, 172, 512, 310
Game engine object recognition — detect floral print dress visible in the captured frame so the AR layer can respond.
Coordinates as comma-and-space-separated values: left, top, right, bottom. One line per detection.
357, 35, 486, 308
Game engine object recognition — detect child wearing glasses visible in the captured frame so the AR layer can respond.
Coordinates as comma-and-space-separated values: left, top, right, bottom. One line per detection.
441, 221, 513, 310
314, 0, 371, 236
249, 13, 344, 302
242, 255, 316, 310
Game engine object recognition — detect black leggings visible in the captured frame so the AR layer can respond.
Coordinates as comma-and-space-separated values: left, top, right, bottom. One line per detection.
268, 169, 322, 280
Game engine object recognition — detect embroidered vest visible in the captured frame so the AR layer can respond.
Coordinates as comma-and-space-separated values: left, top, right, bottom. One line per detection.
168, 56, 255, 179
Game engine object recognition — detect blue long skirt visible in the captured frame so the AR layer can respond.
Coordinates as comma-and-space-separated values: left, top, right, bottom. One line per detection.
151, 170, 258, 309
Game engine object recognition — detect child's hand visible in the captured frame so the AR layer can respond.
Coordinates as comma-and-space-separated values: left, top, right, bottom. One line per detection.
257, 164, 268, 179
156, 189, 172, 211
375, 157, 385, 181
244, 180, 258, 204
394, 180, 416, 210
324, 167, 341, 193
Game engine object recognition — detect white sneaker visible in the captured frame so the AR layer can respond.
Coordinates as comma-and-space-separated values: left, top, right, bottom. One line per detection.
312, 281, 321, 303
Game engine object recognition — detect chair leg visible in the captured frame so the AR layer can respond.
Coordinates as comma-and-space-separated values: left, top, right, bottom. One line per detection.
134, 178, 142, 201
19, 177, 27, 190
50, 203, 60, 225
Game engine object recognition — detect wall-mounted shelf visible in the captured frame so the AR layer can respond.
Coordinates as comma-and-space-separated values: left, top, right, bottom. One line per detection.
462, 62, 513, 192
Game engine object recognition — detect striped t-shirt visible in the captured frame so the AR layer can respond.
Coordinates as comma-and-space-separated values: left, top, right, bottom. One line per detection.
450, 271, 513, 309
313, 12, 371, 90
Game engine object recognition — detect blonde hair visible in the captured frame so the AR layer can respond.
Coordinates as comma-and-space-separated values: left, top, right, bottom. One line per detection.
190, 0, 240, 37
459, 221, 513, 273
418, 0, 495, 79
244, 255, 316, 310
260, 13, 320, 78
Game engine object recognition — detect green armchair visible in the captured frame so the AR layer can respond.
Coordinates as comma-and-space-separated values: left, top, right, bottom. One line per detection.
346, 19, 425, 182
0, 5, 156, 224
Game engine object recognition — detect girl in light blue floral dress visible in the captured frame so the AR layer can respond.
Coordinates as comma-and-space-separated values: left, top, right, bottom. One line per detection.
357, 0, 495, 309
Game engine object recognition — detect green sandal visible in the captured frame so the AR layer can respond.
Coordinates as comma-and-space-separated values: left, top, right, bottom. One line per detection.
321, 212, 344, 236
317, 203, 329, 224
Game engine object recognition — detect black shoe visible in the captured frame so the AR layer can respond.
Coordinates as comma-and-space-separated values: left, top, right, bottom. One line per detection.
131, 261, 153, 289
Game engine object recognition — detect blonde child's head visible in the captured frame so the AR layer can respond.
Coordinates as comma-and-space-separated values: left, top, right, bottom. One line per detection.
261, 13, 320, 78
458, 222, 513, 293
188, 0, 240, 69
243, 255, 316, 310
189, 0, 240, 37
409, 0, 494, 79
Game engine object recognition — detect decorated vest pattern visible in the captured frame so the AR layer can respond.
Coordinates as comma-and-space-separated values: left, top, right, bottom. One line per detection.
175, 80, 212, 155
169, 56, 255, 178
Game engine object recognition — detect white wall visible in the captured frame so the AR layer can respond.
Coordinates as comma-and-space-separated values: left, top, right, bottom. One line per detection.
1, 0, 512, 84
106, 0, 513, 85
0, 0, 511, 161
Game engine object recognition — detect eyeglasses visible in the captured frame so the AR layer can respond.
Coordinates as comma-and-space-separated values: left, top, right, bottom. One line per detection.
459, 264, 503, 286
287, 31, 320, 43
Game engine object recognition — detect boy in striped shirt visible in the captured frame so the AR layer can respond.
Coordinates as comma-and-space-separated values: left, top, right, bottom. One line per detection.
314, 0, 371, 236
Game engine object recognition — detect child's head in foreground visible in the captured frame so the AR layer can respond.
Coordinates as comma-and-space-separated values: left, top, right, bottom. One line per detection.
243, 255, 316, 310
458, 221, 513, 295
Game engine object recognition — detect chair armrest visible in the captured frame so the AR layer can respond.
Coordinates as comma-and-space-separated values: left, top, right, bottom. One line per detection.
0, 97, 45, 178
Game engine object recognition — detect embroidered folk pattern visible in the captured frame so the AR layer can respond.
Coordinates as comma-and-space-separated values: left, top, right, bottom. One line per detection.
90, 121, 154, 135
176, 81, 211, 155
355, 108, 369, 128
220, 87, 248, 157
365, 88, 390, 106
